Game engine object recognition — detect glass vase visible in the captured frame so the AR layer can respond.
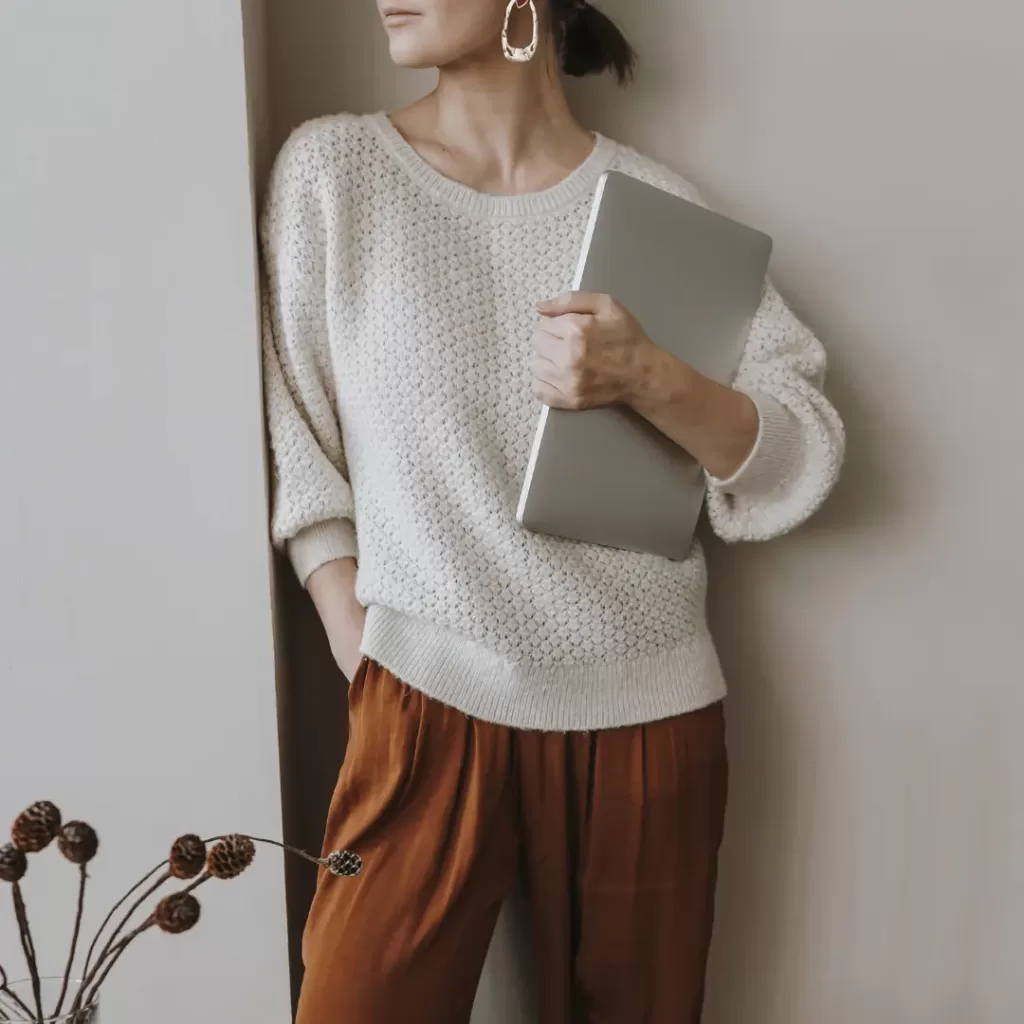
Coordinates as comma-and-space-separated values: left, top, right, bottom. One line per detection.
0, 978, 99, 1023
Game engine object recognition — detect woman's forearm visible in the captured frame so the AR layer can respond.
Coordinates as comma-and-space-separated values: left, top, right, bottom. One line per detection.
627, 343, 759, 481
530, 293, 760, 480
307, 557, 366, 678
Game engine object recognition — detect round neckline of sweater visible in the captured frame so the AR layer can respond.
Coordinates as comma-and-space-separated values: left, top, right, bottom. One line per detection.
365, 111, 618, 219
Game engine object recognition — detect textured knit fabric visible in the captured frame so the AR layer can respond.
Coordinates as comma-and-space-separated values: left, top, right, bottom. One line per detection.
297, 659, 728, 1024
261, 112, 845, 730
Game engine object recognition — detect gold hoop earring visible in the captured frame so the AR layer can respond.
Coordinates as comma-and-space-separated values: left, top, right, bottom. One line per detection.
502, 0, 539, 63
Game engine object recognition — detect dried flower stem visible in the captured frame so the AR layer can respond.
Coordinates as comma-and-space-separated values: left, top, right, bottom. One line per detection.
0, 1000, 30, 1023
74, 868, 215, 1014
75, 838, 227, 1006
53, 864, 88, 1018
10, 884, 42, 1023
87, 873, 169, 985
0, 997, 31, 1024
243, 834, 334, 868
78, 919, 154, 1013
79, 858, 167, 984
0, 966, 33, 1021
179, 874, 209, 896
68, 832, 337, 1014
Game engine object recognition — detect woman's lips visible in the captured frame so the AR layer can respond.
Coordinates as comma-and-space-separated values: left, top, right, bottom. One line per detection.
382, 8, 421, 23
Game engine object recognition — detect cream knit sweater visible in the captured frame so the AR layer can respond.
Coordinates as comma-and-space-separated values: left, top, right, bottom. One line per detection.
261, 112, 844, 730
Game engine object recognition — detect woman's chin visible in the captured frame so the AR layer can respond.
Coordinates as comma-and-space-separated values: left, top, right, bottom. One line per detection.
387, 40, 445, 70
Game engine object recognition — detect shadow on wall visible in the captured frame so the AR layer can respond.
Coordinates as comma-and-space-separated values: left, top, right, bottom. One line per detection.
261, 0, 433, 1011
701, 535, 811, 1024
272, 557, 348, 1009
699, 341, 905, 1022
265, 0, 432, 157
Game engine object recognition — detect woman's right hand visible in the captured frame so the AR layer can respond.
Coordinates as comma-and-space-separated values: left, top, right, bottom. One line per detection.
331, 609, 367, 681
307, 557, 367, 681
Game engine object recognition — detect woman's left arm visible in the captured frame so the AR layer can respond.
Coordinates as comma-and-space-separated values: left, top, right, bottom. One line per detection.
531, 281, 845, 541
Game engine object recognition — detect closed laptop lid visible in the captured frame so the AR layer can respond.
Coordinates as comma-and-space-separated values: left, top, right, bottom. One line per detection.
517, 170, 772, 560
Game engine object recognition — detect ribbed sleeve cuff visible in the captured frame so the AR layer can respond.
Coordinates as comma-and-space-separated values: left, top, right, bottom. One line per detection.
708, 391, 804, 497
287, 519, 358, 586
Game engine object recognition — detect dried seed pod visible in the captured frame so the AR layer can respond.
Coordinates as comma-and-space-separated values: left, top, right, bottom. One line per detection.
0, 843, 28, 883
12, 800, 62, 852
57, 821, 100, 865
206, 835, 256, 880
169, 834, 207, 880
154, 892, 201, 934
324, 850, 363, 878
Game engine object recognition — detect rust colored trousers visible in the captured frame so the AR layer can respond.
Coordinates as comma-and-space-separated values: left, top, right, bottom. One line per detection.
297, 660, 728, 1024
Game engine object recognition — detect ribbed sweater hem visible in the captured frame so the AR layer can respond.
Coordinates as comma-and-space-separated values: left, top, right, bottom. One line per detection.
360, 605, 728, 732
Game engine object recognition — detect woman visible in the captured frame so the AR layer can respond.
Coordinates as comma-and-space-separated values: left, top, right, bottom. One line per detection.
261, 0, 844, 1020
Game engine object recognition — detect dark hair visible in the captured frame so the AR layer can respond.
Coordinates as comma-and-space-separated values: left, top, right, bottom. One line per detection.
550, 0, 636, 84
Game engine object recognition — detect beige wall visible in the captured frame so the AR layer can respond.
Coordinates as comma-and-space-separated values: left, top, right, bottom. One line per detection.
0, 1, 290, 1019
264, 0, 1024, 1021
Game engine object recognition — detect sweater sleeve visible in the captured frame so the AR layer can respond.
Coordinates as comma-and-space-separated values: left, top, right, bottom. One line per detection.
704, 280, 845, 542
261, 126, 358, 584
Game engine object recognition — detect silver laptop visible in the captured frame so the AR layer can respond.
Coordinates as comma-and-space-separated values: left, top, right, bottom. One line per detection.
516, 170, 772, 560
